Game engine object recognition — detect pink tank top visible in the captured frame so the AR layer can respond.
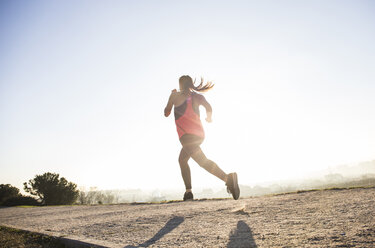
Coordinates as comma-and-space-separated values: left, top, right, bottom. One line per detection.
175, 96, 205, 139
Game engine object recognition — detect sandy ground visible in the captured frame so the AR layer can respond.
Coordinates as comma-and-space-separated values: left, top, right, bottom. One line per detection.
0, 187, 374, 248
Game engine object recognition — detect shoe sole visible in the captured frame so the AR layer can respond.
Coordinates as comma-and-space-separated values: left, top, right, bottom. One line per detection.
231, 173, 240, 200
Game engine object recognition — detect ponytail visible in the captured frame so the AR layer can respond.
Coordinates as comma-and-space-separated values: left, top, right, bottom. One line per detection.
193, 77, 214, 92
179, 75, 214, 93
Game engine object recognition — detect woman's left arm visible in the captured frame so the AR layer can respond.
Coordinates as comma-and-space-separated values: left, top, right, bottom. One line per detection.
164, 89, 177, 117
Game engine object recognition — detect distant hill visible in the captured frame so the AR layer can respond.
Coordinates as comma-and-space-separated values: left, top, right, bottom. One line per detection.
78, 160, 375, 203
316, 160, 375, 179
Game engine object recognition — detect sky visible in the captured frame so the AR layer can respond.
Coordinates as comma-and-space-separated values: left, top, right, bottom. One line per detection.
1, 0, 374, 192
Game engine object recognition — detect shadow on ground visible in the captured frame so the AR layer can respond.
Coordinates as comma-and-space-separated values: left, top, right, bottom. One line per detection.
123, 217, 256, 247
124, 216, 184, 248
227, 221, 257, 248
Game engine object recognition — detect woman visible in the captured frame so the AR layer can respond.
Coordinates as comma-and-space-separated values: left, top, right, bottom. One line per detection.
164, 75, 240, 201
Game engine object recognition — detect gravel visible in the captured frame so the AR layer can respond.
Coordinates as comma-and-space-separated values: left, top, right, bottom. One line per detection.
0, 187, 374, 247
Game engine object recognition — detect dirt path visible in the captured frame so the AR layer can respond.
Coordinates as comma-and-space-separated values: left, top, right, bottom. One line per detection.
0, 188, 374, 247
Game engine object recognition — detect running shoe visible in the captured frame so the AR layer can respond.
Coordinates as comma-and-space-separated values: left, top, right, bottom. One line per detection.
183, 191, 194, 201
226, 172, 240, 200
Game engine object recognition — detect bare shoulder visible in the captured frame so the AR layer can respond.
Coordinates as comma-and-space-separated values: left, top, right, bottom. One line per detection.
193, 92, 207, 102
169, 89, 178, 100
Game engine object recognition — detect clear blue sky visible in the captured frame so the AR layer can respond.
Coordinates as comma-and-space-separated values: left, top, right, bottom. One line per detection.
1, 0, 374, 192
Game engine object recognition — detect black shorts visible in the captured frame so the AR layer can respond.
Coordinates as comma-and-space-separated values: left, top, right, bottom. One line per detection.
179, 134, 204, 155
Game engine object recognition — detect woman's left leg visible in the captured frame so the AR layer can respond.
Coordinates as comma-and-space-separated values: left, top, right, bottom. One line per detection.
178, 148, 192, 190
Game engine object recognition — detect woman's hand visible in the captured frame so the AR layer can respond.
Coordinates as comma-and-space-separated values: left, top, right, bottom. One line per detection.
164, 89, 177, 117
205, 116, 212, 123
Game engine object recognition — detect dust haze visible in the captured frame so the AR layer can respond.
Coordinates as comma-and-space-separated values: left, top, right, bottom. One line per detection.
80, 160, 375, 204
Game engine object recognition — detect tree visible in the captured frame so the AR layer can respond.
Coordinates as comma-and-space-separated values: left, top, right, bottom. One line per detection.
24, 172, 79, 205
0, 184, 20, 204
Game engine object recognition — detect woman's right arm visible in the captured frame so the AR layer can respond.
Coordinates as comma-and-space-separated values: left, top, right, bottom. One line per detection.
164, 89, 177, 117
198, 95, 213, 122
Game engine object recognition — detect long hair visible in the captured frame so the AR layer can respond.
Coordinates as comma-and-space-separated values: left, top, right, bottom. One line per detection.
179, 75, 214, 93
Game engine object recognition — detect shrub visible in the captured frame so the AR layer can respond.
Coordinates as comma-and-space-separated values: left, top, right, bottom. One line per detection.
0, 184, 20, 205
2, 196, 41, 207
24, 172, 79, 205
78, 188, 118, 205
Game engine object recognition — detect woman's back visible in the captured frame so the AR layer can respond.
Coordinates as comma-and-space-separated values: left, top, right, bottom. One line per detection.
164, 75, 240, 201
173, 91, 190, 107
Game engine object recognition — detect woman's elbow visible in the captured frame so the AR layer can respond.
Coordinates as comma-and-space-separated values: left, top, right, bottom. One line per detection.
164, 108, 170, 117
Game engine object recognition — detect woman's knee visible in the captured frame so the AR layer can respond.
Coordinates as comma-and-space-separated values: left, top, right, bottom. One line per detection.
191, 149, 208, 164
178, 155, 188, 167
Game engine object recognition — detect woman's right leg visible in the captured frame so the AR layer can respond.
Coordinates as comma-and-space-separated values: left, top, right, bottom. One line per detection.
180, 134, 227, 183
191, 147, 239, 200
179, 134, 239, 200
190, 147, 228, 182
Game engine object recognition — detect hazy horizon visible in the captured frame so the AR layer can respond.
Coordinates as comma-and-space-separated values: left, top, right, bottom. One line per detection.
1, 1, 375, 193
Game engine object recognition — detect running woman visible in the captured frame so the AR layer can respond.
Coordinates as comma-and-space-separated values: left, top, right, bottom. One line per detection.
164, 75, 240, 201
